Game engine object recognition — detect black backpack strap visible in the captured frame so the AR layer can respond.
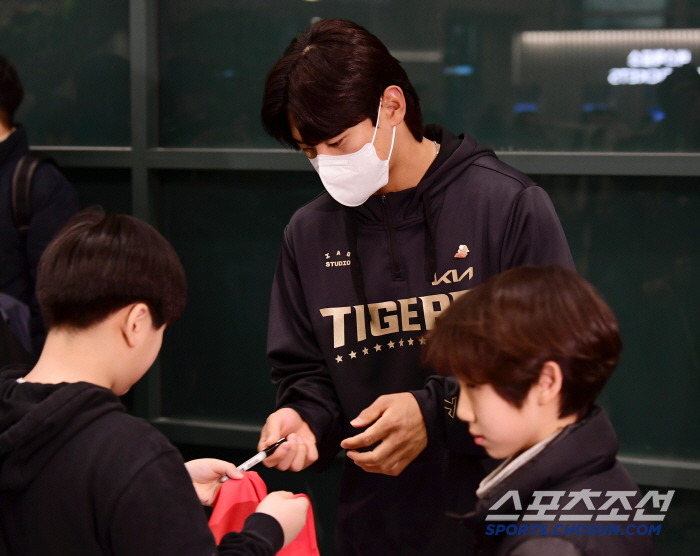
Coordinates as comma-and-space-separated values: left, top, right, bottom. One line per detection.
11, 152, 54, 239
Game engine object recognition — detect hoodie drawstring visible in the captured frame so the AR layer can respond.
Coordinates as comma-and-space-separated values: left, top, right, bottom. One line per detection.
343, 192, 438, 319
344, 207, 372, 324
422, 191, 437, 283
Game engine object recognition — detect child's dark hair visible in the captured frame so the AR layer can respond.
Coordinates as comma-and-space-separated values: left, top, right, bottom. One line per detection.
424, 265, 621, 419
0, 56, 23, 122
36, 207, 186, 330
261, 19, 423, 149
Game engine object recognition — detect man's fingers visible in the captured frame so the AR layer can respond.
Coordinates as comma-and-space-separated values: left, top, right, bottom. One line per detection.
346, 444, 409, 476
262, 441, 292, 467
306, 436, 319, 465
289, 441, 308, 472
258, 421, 283, 452
349, 395, 390, 428
292, 434, 320, 471
340, 430, 372, 451
345, 438, 393, 467
346, 445, 406, 476
341, 415, 394, 450
355, 459, 406, 477
275, 441, 300, 471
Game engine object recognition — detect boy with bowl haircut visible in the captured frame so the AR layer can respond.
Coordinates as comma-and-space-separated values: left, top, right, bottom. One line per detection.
424, 265, 657, 556
0, 208, 307, 555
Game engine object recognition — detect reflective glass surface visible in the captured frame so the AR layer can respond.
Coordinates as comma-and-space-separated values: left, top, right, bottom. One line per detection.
65, 168, 132, 214
0, 1, 130, 145
159, 0, 700, 151
540, 173, 700, 460
158, 170, 323, 423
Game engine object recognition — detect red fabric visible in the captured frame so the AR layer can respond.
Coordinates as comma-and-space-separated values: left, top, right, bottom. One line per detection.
209, 471, 320, 556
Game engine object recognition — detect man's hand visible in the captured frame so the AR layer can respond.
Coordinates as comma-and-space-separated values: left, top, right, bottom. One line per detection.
184, 458, 243, 506
258, 408, 318, 472
340, 392, 428, 476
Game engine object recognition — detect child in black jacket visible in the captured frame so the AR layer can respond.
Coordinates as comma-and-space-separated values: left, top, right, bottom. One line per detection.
425, 265, 660, 556
0, 208, 307, 555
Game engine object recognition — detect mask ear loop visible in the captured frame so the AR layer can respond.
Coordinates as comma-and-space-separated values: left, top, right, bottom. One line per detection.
371, 98, 396, 161
386, 125, 396, 161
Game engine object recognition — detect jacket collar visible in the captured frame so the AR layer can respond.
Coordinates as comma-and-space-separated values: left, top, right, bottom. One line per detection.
453, 407, 618, 525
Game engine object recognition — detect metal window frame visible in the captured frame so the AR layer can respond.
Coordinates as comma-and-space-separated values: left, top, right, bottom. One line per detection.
31, 0, 700, 491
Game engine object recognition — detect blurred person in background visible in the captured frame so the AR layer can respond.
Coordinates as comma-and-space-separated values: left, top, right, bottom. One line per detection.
0, 55, 77, 358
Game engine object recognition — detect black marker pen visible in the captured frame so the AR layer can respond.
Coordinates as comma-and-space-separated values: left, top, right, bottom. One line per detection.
220, 438, 288, 481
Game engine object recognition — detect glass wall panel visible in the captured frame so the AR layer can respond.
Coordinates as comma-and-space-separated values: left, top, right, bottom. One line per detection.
539, 173, 700, 460
0, 1, 130, 146
158, 170, 322, 423
159, 0, 700, 151
63, 168, 132, 214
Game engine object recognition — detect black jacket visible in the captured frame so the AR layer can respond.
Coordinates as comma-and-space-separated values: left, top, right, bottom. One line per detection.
0, 366, 284, 556
0, 126, 78, 352
267, 125, 574, 555
460, 408, 658, 556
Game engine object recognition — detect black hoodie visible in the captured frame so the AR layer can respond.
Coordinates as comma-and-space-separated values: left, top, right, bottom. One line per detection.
267, 126, 574, 555
0, 366, 284, 556
458, 408, 658, 556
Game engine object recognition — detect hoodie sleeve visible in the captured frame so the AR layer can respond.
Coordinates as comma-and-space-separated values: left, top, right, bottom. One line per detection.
499, 185, 574, 270
109, 449, 283, 556
413, 375, 487, 456
267, 226, 346, 468
418, 183, 573, 453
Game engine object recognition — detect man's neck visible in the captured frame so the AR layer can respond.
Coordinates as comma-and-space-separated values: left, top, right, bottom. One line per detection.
377, 126, 439, 195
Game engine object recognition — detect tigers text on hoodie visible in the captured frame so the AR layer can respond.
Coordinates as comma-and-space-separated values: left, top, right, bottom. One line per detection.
267, 125, 575, 556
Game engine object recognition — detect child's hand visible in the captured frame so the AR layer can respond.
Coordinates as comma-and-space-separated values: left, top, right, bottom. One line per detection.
255, 491, 309, 548
184, 458, 243, 506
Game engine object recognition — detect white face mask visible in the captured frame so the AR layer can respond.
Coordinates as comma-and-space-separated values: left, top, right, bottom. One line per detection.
310, 99, 396, 207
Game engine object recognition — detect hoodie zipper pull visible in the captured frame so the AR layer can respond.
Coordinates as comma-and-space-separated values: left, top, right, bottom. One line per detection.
379, 194, 402, 279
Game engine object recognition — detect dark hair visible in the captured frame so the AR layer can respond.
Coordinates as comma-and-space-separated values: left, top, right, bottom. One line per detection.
424, 265, 621, 419
36, 207, 186, 330
0, 56, 23, 121
261, 19, 423, 149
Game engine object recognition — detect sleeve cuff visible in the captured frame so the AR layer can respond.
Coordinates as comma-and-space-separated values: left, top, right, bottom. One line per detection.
414, 377, 488, 456
280, 401, 343, 470
410, 386, 447, 444
225, 512, 285, 555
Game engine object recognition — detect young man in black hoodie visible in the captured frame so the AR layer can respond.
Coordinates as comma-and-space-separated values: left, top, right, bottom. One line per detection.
424, 265, 658, 556
0, 208, 308, 555
257, 19, 574, 555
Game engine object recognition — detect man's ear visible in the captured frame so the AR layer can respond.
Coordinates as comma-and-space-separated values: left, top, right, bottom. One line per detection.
536, 361, 564, 406
381, 85, 406, 127
121, 303, 152, 348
